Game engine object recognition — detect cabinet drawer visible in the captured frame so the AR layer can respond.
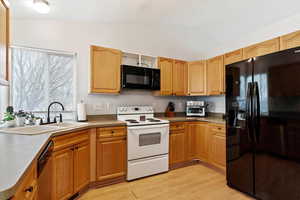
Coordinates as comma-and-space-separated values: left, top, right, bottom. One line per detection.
97, 126, 126, 139
53, 130, 89, 151
210, 124, 225, 133
14, 163, 37, 200
170, 122, 185, 131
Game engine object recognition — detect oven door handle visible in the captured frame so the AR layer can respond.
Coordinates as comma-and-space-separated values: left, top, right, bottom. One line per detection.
127, 124, 170, 130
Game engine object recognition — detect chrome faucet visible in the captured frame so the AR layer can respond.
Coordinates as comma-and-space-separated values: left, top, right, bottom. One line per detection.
47, 101, 65, 124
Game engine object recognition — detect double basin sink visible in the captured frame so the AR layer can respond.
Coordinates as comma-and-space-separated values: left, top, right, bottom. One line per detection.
0, 122, 88, 135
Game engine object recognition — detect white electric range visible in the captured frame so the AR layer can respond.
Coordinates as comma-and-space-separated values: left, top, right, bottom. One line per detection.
117, 106, 169, 181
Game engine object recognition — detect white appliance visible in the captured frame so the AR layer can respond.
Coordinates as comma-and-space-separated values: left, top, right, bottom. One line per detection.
186, 101, 206, 117
117, 106, 169, 181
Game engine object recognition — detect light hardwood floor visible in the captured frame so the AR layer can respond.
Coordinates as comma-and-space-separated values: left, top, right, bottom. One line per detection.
79, 164, 253, 200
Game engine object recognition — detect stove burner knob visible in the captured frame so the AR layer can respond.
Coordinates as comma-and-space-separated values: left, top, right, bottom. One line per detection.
134, 107, 139, 111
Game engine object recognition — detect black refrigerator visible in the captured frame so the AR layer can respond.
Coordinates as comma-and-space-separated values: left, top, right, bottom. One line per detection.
226, 46, 300, 200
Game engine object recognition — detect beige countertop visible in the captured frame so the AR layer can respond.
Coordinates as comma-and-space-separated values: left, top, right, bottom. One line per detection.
155, 112, 225, 124
0, 114, 224, 199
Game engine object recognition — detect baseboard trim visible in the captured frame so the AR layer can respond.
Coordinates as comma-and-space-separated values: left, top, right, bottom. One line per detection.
90, 175, 126, 189
169, 160, 199, 170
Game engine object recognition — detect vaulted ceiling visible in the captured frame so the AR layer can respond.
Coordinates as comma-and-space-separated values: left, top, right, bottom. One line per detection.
9, 0, 300, 59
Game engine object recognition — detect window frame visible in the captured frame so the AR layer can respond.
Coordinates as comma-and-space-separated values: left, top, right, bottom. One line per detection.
10, 46, 78, 117
0, 0, 9, 86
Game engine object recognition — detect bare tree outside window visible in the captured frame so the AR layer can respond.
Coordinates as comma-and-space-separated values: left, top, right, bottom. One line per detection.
11, 47, 75, 119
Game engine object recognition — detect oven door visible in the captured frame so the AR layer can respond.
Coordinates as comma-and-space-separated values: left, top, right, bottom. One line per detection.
127, 124, 169, 160
122, 65, 153, 89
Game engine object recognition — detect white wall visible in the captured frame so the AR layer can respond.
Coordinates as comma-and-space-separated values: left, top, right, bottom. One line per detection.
11, 19, 202, 115
11, 14, 300, 115
205, 13, 300, 58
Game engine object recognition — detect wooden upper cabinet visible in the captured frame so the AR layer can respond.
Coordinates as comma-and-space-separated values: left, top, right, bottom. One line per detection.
90, 45, 121, 94
280, 30, 300, 50
172, 59, 187, 96
158, 57, 173, 95
187, 60, 206, 96
207, 56, 224, 95
224, 49, 243, 65
0, 0, 9, 83
243, 38, 280, 59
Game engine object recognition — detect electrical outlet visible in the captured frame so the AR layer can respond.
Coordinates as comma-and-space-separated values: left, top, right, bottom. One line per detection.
94, 104, 104, 112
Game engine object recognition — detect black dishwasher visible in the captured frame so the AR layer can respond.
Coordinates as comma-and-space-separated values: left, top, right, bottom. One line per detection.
37, 140, 53, 200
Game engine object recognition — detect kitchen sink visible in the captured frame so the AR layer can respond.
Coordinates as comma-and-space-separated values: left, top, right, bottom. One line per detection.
0, 125, 63, 135
0, 122, 88, 135
48, 121, 88, 128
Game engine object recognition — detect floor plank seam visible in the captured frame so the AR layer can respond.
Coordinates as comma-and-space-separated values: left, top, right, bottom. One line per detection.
131, 190, 138, 199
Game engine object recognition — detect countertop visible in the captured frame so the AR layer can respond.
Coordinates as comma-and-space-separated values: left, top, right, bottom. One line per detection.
155, 112, 225, 124
0, 114, 224, 199
0, 119, 126, 200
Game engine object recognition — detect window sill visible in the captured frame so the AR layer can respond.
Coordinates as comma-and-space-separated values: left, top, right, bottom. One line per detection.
0, 78, 9, 87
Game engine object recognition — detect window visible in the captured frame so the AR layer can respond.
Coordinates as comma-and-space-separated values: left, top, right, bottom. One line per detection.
0, 85, 9, 120
11, 47, 76, 119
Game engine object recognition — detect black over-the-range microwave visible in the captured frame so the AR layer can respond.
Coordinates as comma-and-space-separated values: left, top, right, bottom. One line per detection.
121, 65, 160, 90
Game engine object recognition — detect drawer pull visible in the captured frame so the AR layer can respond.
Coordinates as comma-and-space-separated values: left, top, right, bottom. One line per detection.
24, 186, 33, 193
111, 130, 115, 133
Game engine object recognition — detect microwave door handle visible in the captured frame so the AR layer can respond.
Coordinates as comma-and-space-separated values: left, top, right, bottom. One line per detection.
151, 70, 154, 88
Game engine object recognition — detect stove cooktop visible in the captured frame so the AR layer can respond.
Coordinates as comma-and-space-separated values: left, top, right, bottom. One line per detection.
122, 118, 169, 126
117, 106, 169, 126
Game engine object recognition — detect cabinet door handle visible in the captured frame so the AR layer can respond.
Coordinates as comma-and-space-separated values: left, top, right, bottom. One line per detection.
111, 130, 115, 134
24, 186, 33, 193
70, 147, 75, 151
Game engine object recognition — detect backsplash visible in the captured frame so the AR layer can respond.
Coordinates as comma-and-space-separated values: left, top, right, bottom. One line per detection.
196, 95, 225, 114
85, 90, 225, 115
86, 90, 198, 115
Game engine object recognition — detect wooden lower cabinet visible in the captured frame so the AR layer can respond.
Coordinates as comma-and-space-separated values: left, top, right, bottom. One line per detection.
96, 138, 126, 181
169, 128, 186, 165
96, 126, 127, 181
195, 123, 209, 162
208, 124, 226, 169
186, 123, 199, 160
52, 148, 74, 200
13, 162, 38, 200
169, 122, 226, 170
74, 142, 90, 192
52, 131, 90, 200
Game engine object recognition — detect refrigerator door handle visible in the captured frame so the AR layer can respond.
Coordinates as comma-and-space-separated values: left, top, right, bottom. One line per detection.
253, 82, 260, 143
246, 82, 254, 142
